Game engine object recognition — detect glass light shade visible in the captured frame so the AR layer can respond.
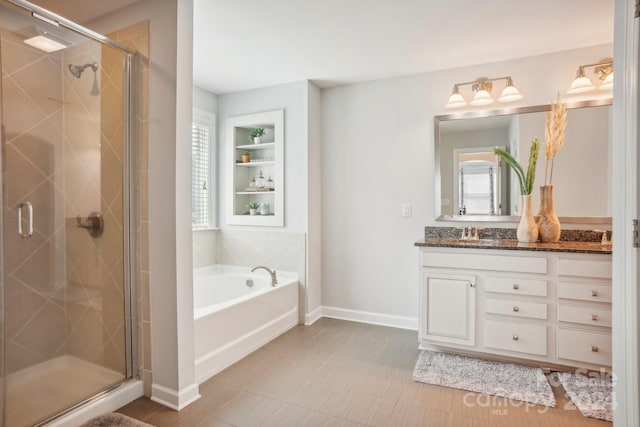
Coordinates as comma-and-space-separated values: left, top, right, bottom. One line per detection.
470, 89, 494, 106
498, 85, 523, 103
445, 92, 467, 109
599, 72, 613, 90
567, 76, 596, 94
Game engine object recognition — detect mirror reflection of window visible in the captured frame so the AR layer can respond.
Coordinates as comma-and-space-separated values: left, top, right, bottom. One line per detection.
459, 160, 497, 215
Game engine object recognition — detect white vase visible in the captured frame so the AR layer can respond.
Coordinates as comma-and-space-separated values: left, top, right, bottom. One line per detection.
517, 194, 538, 243
249, 208, 257, 216
253, 136, 262, 144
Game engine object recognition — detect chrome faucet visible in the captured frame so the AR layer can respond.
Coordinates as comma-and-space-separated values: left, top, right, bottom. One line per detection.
251, 266, 278, 286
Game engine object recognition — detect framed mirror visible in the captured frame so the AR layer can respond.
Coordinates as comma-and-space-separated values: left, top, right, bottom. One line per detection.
434, 98, 612, 224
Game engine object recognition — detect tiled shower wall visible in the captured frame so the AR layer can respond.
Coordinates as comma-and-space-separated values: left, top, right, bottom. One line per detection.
1, 30, 66, 374
1, 21, 149, 381
107, 22, 151, 394
62, 38, 127, 372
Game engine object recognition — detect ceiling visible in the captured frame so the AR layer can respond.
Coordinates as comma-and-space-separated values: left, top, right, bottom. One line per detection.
194, 0, 614, 94
28, 0, 615, 96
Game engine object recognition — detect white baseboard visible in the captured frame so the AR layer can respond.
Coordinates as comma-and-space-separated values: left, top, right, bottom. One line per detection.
320, 306, 418, 330
304, 306, 323, 325
150, 382, 201, 411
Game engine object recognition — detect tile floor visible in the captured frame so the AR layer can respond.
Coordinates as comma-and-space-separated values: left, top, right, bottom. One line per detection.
118, 318, 610, 426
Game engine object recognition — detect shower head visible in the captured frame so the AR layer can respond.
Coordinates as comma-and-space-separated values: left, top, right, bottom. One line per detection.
68, 62, 98, 79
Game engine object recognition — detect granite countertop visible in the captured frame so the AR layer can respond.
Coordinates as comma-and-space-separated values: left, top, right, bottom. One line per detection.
416, 226, 612, 254
415, 237, 612, 254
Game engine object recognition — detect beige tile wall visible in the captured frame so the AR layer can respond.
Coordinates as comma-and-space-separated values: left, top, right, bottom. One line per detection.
108, 21, 151, 395
193, 230, 217, 268
216, 230, 307, 317
1, 30, 66, 374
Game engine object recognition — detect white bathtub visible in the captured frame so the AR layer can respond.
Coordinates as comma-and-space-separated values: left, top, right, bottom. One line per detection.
193, 264, 299, 383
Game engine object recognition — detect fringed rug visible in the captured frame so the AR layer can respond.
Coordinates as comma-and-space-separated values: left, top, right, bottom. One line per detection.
412, 350, 556, 407
557, 372, 613, 422
79, 412, 155, 427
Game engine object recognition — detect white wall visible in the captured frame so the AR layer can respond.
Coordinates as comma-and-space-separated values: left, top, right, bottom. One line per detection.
217, 80, 309, 232
87, 0, 199, 409
321, 44, 613, 322
193, 85, 217, 113
306, 82, 323, 321
192, 86, 218, 268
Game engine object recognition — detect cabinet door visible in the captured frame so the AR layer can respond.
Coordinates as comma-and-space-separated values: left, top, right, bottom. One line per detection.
420, 273, 476, 346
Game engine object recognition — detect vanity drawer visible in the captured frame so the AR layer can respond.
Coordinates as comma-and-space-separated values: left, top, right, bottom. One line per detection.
557, 304, 612, 328
557, 328, 611, 366
558, 259, 611, 279
422, 252, 547, 274
557, 281, 611, 303
484, 320, 547, 356
485, 277, 547, 297
486, 299, 547, 320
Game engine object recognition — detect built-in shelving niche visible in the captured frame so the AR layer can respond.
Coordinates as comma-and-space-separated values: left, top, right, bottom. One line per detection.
226, 110, 284, 226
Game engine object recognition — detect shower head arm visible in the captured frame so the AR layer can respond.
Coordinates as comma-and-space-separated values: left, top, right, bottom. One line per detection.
68, 62, 98, 78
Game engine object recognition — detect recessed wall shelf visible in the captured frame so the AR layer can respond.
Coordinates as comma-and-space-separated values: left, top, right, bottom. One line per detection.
235, 161, 275, 167
226, 110, 284, 226
236, 142, 276, 150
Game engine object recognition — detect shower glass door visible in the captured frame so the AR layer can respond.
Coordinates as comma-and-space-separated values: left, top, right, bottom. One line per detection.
0, 2, 132, 425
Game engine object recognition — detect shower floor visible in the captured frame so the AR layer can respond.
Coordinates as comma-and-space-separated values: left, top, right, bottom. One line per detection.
6, 355, 124, 426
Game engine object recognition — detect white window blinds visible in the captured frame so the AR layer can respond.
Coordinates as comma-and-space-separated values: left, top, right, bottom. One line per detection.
192, 109, 215, 229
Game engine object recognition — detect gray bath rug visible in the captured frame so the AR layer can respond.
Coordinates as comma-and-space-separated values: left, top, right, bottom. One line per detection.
79, 412, 155, 427
412, 350, 556, 407
557, 372, 613, 422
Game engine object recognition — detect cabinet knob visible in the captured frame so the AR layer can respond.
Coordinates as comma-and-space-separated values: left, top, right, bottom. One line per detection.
591, 290, 599, 297
513, 306, 520, 312
512, 284, 519, 290
512, 335, 519, 341
591, 314, 599, 321
591, 345, 599, 352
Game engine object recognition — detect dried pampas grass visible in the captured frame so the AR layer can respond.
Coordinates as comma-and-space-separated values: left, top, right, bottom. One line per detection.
544, 93, 567, 185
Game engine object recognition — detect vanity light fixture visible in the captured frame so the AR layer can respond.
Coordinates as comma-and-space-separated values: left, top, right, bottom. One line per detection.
445, 76, 523, 109
566, 59, 613, 94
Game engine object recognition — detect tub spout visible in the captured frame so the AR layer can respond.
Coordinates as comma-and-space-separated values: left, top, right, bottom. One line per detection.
251, 266, 278, 286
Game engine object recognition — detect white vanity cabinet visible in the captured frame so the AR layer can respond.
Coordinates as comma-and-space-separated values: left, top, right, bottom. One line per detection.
419, 247, 612, 370
419, 273, 476, 346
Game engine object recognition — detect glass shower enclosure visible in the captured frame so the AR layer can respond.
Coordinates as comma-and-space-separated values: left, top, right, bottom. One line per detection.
0, 1, 135, 425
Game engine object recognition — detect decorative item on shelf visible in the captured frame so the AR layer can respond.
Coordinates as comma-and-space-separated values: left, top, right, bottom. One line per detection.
445, 76, 523, 109
249, 127, 265, 144
256, 170, 266, 189
538, 93, 566, 242
494, 138, 540, 243
567, 58, 613, 94
241, 151, 250, 163
266, 175, 274, 191
247, 202, 260, 216
258, 203, 270, 215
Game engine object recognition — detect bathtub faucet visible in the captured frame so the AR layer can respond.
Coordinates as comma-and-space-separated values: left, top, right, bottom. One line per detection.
251, 266, 278, 286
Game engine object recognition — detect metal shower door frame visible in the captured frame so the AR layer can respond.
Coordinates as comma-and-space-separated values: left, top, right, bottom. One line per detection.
0, 0, 139, 387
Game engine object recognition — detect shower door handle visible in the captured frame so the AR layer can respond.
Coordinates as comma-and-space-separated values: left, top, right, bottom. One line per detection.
17, 202, 34, 239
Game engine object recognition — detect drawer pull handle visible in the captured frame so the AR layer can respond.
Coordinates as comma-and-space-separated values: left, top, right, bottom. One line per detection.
512, 335, 519, 341
591, 345, 599, 352
513, 284, 519, 290
591, 290, 599, 297
513, 306, 520, 312
592, 314, 599, 321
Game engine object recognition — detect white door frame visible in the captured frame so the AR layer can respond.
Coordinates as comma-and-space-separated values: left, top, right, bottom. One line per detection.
612, 0, 639, 425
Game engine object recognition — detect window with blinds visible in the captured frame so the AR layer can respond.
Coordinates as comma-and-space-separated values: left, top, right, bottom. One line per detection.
192, 109, 215, 229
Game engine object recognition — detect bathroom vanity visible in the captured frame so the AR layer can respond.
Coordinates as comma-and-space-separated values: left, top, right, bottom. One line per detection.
416, 230, 612, 371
